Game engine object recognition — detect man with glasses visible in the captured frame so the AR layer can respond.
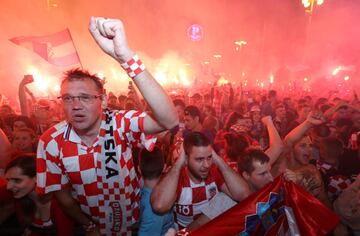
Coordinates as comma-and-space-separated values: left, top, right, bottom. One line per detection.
36, 17, 178, 235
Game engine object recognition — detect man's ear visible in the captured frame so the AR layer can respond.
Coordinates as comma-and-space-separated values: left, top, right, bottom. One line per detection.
185, 155, 189, 165
242, 171, 250, 181
101, 94, 108, 109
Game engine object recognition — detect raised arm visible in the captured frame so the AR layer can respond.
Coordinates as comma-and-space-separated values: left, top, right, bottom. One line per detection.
212, 150, 250, 201
262, 116, 284, 165
151, 146, 186, 214
284, 111, 325, 148
88, 17, 178, 134
18, 75, 34, 117
323, 101, 347, 121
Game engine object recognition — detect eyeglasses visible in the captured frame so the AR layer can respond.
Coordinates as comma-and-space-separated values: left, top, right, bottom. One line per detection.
58, 94, 103, 104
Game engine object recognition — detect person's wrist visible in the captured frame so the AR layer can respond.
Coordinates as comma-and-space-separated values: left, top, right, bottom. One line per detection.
304, 120, 314, 128
174, 158, 185, 170
83, 220, 96, 232
120, 53, 146, 79
116, 49, 135, 63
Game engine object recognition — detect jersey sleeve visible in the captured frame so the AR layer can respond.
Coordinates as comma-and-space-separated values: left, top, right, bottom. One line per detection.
116, 110, 157, 151
36, 134, 70, 195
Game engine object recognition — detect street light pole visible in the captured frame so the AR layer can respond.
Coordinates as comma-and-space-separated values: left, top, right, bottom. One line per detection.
302, 0, 325, 63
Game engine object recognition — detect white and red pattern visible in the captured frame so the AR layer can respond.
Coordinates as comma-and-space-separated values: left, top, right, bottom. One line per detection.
120, 54, 146, 79
174, 166, 225, 229
37, 109, 156, 235
328, 175, 352, 201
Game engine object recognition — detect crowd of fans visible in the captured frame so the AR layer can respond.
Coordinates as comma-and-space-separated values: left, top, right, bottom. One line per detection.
1, 17, 360, 236
2, 76, 360, 235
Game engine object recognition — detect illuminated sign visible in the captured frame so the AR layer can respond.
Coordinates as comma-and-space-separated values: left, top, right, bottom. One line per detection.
187, 24, 203, 41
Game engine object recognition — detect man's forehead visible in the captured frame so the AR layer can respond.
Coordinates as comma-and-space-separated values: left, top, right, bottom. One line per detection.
252, 160, 270, 172
61, 79, 99, 91
189, 145, 212, 156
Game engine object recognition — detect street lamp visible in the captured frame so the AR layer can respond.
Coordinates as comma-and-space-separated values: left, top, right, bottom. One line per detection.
234, 40, 247, 51
302, 0, 324, 13
301, 0, 325, 63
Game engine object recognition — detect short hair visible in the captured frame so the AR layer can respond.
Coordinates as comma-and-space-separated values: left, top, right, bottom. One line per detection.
191, 93, 202, 100
224, 132, 250, 162
268, 90, 277, 98
238, 148, 269, 174
204, 105, 216, 116
223, 112, 243, 131
2, 114, 17, 129
275, 103, 285, 110
173, 99, 186, 109
184, 105, 203, 122
304, 95, 312, 101
183, 132, 210, 156
61, 68, 105, 93
139, 147, 164, 180
298, 104, 310, 111
319, 104, 332, 113
12, 127, 36, 139
297, 99, 307, 107
283, 97, 291, 103
118, 95, 127, 103
5, 153, 36, 178
204, 93, 211, 100
13, 115, 35, 131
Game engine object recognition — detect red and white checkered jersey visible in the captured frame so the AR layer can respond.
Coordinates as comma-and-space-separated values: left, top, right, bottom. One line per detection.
36, 109, 156, 235
174, 165, 225, 229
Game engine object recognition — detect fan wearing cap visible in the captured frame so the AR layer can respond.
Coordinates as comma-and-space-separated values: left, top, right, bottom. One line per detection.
249, 105, 267, 148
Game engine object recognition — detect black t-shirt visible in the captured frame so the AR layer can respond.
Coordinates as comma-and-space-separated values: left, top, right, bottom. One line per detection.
338, 148, 360, 177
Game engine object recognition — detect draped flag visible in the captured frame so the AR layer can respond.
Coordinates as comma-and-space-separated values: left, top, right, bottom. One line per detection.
9, 29, 80, 67
189, 176, 339, 236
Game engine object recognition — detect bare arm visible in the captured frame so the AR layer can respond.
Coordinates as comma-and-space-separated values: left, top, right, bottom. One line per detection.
55, 189, 99, 235
323, 101, 347, 120
262, 116, 284, 165
18, 75, 35, 117
188, 214, 211, 231
213, 150, 250, 201
88, 17, 178, 134
284, 111, 325, 148
55, 189, 92, 225
151, 146, 186, 214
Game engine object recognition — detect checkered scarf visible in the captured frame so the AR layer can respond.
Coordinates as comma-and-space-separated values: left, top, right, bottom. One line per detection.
97, 110, 138, 235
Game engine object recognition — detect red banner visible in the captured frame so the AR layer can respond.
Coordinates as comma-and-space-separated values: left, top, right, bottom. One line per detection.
10, 29, 80, 67
189, 176, 339, 236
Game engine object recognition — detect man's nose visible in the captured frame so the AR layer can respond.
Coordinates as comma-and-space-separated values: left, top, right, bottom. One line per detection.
203, 159, 211, 168
268, 173, 274, 182
71, 97, 83, 108
6, 181, 13, 190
